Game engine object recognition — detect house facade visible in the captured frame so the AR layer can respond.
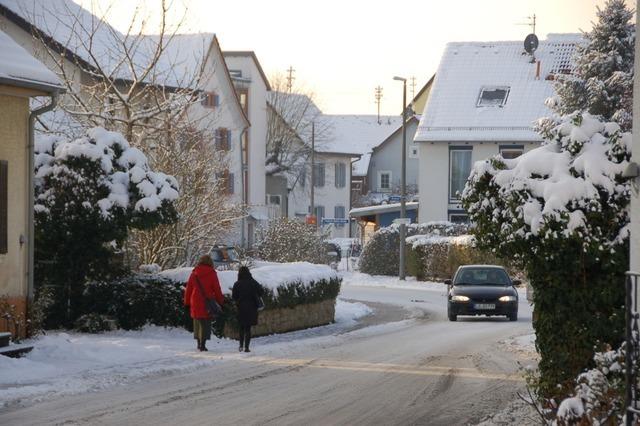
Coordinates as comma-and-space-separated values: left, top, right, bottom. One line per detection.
414, 34, 580, 223
0, 0, 253, 245
0, 29, 63, 337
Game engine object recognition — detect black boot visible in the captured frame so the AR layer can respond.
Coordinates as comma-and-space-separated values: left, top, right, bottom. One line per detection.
201, 340, 208, 351
197, 339, 202, 351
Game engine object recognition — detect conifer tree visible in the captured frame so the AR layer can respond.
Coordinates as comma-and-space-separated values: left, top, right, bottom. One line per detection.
548, 0, 635, 130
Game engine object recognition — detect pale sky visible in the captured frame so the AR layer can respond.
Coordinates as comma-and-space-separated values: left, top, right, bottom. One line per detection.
77, 0, 630, 116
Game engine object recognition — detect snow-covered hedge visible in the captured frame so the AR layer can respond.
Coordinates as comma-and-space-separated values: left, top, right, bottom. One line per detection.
256, 218, 330, 264
359, 222, 471, 276
462, 112, 630, 397
162, 262, 341, 337
405, 234, 499, 281
34, 127, 179, 328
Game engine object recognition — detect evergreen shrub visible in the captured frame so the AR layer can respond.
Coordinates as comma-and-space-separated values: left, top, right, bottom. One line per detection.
359, 222, 470, 276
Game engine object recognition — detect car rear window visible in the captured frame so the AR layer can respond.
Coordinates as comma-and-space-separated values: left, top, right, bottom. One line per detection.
454, 268, 510, 285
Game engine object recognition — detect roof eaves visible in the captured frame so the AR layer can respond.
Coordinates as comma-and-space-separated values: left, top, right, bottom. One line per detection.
223, 50, 271, 91
0, 75, 64, 93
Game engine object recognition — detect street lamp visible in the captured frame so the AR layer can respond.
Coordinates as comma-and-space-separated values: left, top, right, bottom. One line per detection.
393, 76, 407, 280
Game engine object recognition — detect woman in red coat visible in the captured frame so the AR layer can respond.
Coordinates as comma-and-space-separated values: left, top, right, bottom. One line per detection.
184, 255, 224, 351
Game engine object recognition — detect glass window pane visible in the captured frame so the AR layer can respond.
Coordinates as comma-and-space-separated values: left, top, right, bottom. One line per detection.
450, 150, 472, 200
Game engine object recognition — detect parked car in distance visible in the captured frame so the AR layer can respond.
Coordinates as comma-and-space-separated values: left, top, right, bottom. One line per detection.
210, 246, 240, 270
445, 265, 520, 322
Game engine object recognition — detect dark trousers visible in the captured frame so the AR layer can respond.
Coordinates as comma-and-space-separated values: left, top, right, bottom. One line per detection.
239, 325, 251, 349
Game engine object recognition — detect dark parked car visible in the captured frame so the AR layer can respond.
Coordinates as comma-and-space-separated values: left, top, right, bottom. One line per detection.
209, 246, 240, 270
446, 265, 520, 322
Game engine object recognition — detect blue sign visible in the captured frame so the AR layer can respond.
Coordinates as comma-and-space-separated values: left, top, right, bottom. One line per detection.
321, 218, 350, 225
388, 195, 401, 203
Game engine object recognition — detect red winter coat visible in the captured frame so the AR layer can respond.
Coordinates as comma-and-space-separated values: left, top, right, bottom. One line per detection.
184, 264, 224, 319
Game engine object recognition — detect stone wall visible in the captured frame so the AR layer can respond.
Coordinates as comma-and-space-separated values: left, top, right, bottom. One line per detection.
224, 298, 336, 339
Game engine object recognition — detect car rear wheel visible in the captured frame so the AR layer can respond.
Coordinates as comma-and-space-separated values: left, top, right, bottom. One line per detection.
508, 313, 518, 322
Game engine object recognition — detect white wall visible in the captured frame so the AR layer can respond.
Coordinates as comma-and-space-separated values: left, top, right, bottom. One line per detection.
417, 141, 538, 223
313, 153, 352, 238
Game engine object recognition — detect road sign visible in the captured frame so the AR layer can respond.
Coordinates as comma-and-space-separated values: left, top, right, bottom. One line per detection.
388, 195, 401, 203
321, 218, 350, 225
393, 218, 411, 226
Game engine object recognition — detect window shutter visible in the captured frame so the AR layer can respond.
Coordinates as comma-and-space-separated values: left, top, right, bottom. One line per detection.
214, 94, 220, 107
214, 129, 221, 149
226, 130, 232, 150
334, 206, 345, 218
0, 161, 7, 254
228, 173, 234, 194
334, 163, 339, 188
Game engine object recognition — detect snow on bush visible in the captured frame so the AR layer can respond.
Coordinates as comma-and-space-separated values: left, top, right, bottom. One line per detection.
464, 113, 631, 261
463, 112, 630, 397
359, 222, 470, 276
35, 127, 179, 221
256, 218, 330, 264
34, 127, 179, 328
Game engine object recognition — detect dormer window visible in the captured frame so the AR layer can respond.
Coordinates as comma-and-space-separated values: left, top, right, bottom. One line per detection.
477, 86, 510, 107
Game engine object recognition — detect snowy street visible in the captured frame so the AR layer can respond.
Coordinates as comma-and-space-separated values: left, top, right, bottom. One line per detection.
0, 273, 536, 426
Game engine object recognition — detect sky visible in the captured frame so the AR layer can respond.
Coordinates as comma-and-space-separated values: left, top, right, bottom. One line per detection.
76, 0, 630, 116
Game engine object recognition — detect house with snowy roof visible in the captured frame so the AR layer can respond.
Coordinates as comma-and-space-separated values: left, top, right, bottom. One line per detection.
0, 29, 64, 339
0, 0, 266, 245
366, 75, 435, 200
414, 34, 580, 223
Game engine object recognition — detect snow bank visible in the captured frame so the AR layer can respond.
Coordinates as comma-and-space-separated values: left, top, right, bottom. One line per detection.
161, 262, 338, 295
341, 271, 446, 293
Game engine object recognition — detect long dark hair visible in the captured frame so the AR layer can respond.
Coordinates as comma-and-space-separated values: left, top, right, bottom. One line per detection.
238, 266, 252, 280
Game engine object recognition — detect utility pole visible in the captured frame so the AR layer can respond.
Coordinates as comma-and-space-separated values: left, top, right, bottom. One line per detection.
393, 76, 407, 280
286, 66, 295, 92
375, 86, 383, 124
310, 121, 316, 228
410, 77, 417, 99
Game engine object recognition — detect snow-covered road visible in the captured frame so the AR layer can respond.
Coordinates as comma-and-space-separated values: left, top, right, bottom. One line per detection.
0, 273, 537, 425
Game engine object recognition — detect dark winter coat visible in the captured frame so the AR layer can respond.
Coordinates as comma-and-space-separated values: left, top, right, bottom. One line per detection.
184, 264, 224, 320
232, 277, 264, 327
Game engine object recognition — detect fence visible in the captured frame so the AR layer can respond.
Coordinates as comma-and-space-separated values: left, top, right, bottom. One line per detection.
625, 271, 640, 426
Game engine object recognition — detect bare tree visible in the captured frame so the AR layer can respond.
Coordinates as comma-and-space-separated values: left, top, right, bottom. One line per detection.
20, 0, 243, 267
266, 74, 332, 187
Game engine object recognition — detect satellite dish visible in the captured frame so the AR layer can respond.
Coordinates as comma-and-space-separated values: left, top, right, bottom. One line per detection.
524, 33, 539, 54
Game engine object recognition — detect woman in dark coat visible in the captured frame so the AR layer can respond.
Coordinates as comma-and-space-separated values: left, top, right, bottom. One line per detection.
232, 266, 264, 353
184, 255, 224, 351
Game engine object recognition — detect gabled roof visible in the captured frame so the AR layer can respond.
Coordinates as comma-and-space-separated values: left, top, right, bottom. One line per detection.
371, 116, 419, 154
415, 34, 581, 143
223, 51, 271, 91
317, 114, 401, 174
0, 28, 62, 92
0, 0, 248, 126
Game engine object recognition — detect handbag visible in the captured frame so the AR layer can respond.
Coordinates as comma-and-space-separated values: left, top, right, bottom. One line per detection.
194, 275, 223, 317
256, 296, 265, 311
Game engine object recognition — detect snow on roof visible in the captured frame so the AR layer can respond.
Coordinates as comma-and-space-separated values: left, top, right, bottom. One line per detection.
0, 0, 214, 89
415, 34, 582, 142
349, 201, 419, 217
0, 28, 61, 90
317, 115, 401, 174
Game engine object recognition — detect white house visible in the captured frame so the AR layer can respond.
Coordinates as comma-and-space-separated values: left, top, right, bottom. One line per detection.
0, 0, 252, 244
414, 34, 580, 223
223, 51, 273, 246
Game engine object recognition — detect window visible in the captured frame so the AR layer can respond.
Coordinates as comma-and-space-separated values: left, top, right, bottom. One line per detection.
334, 205, 346, 227
449, 148, 472, 200
409, 145, 419, 159
378, 171, 392, 192
449, 213, 469, 224
238, 89, 249, 114
477, 86, 510, 107
201, 91, 220, 108
0, 161, 7, 254
314, 163, 325, 187
334, 162, 346, 188
267, 194, 281, 205
215, 128, 231, 151
499, 145, 524, 159
229, 70, 242, 78
216, 170, 234, 195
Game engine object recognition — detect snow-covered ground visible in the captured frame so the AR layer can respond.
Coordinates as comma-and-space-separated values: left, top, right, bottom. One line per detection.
341, 271, 447, 292
0, 299, 371, 408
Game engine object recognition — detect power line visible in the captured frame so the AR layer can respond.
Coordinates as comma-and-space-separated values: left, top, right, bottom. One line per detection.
286, 66, 295, 93
374, 86, 383, 124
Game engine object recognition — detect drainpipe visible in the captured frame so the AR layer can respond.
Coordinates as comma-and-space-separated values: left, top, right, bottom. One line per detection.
239, 126, 249, 248
27, 95, 58, 302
